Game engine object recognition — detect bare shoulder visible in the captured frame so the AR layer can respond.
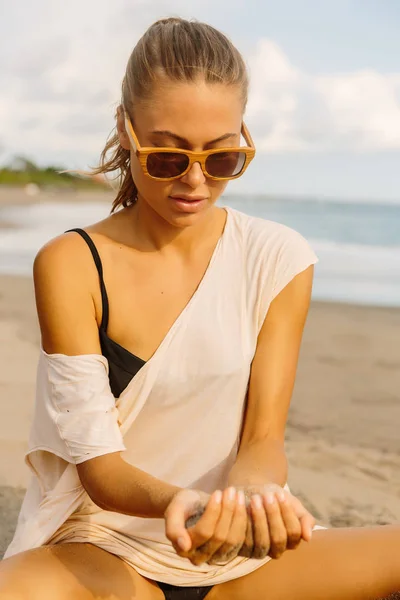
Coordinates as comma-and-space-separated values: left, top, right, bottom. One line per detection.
33, 232, 102, 356
34, 230, 92, 273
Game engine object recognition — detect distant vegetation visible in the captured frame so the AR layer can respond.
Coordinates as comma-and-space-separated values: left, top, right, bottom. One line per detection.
0, 157, 109, 190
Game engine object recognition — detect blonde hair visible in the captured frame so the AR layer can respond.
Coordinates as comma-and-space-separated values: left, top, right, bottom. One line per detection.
93, 17, 249, 213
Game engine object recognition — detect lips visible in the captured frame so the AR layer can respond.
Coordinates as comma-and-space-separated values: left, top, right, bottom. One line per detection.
170, 196, 207, 202
169, 195, 208, 214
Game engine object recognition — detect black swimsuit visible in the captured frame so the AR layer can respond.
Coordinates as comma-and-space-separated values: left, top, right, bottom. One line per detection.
66, 228, 213, 600
66, 228, 146, 397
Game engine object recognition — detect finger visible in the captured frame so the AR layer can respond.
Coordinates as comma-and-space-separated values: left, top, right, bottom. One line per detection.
249, 494, 271, 559
238, 504, 254, 558
276, 491, 302, 550
208, 489, 248, 564
299, 512, 316, 542
185, 490, 223, 553
263, 492, 287, 559
289, 495, 316, 542
167, 490, 221, 554
190, 487, 237, 565
166, 504, 201, 554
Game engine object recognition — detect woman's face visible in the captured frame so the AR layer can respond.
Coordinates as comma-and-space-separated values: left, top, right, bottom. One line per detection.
118, 79, 244, 228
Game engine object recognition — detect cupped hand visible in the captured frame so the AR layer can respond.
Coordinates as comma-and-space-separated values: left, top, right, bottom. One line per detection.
164, 488, 211, 557
238, 483, 316, 559
164, 487, 248, 566
165, 484, 316, 564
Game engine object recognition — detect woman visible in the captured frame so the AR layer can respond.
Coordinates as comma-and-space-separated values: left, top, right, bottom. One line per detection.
1, 17, 399, 600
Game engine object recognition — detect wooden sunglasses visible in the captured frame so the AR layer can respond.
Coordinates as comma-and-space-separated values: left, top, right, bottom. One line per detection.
123, 109, 256, 181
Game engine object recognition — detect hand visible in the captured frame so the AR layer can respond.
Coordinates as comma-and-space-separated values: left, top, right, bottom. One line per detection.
238, 483, 316, 559
164, 487, 248, 566
164, 488, 211, 557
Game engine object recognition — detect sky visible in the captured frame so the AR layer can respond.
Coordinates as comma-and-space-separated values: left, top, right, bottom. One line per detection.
1, 0, 400, 201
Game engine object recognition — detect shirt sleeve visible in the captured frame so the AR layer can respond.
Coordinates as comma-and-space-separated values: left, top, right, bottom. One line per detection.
255, 226, 319, 331
271, 227, 319, 302
29, 350, 127, 465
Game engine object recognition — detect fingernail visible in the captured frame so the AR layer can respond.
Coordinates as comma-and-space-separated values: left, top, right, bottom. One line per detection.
228, 487, 236, 501
178, 536, 188, 551
308, 529, 313, 540
214, 490, 222, 504
252, 494, 262, 509
238, 490, 246, 505
266, 492, 275, 505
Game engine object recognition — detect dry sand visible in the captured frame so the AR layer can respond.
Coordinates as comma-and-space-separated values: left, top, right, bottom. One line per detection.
0, 274, 399, 560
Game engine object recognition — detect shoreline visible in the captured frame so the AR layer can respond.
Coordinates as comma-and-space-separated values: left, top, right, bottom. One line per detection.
1, 275, 399, 557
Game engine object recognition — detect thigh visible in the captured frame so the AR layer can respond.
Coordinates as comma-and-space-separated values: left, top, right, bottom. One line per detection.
211, 525, 400, 600
0, 542, 164, 600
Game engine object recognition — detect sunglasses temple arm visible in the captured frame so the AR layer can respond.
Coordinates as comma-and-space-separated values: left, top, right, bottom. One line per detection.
124, 117, 139, 152
242, 122, 255, 149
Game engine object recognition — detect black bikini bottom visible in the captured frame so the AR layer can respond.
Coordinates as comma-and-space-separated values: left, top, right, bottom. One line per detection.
156, 581, 213, 600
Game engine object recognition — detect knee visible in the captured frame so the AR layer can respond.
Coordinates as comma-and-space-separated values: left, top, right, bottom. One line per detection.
0, 591, 24, 600
0, 554, 36, 600
0, 550, 74, 600
0, 560, 23, 599
0, 557, 20, 599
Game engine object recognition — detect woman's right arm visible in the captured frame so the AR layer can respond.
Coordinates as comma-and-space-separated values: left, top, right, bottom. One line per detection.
33, 233, 181, 518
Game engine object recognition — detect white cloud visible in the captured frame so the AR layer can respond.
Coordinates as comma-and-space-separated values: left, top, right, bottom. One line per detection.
314, 70, 400, 151
1, 0, 191, 166
2, 1, 400, 167
246, 40, 302, 151
247, 39, 400, 152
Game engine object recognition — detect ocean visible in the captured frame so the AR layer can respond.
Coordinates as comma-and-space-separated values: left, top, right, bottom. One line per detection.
0, 194, 399, 307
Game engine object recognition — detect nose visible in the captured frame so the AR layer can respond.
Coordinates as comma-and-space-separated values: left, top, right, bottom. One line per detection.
180, 161, 206, 187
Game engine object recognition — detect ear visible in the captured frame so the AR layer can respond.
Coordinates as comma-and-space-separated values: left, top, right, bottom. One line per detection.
116, 105, 130, 151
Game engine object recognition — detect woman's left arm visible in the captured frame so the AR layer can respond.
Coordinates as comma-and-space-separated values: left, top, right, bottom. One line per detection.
171, 264, 316, 565
227, 264, 315, 489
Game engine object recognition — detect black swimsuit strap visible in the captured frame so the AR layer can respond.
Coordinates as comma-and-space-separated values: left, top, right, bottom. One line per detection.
65, 228, 109, 331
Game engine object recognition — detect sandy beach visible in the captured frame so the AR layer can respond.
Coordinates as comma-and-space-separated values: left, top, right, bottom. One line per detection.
0, 271, 399, 558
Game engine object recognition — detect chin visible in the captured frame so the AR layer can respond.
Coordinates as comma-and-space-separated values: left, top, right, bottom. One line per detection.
165, 211, 208, 229
144, 197, 212, 226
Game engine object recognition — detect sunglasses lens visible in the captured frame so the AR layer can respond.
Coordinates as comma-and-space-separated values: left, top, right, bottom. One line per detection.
146, 151, 247, 179
205, 152, 246, 178
146, 152, 190, 179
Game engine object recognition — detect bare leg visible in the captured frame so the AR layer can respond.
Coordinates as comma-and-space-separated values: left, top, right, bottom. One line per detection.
0, 542, 164, 600
211, 525, 400, 600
